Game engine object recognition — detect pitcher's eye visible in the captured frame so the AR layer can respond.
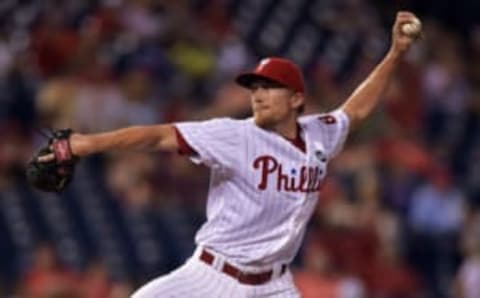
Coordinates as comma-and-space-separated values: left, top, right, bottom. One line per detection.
250, 79, 286, 90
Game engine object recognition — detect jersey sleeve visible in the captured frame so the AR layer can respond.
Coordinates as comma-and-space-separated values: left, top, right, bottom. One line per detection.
301, 109, 350, 158
175, 127, 197, 156
175, 118, 240, 168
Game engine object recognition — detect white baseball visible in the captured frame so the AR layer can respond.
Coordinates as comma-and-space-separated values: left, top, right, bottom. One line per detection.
401, 18, 422, 37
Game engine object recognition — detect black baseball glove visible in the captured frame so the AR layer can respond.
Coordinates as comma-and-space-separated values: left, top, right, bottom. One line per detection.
26, 129, 78, 193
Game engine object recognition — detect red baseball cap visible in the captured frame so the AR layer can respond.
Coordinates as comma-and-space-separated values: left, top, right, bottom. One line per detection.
235, 57, 306, 93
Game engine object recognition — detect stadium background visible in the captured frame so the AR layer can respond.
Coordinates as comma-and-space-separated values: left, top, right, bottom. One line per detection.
0, 0, 479, 297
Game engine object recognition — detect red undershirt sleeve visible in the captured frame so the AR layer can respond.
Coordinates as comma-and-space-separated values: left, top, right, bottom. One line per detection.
174, 126, 197, 156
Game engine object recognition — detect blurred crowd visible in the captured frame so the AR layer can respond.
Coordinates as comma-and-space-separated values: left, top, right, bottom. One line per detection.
0, 0, 479, 297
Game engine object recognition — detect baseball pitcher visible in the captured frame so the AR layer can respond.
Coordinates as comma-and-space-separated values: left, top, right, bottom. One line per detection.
29, 12, 421, 298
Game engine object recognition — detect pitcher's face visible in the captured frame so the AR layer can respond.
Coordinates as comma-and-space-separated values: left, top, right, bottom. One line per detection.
249, 79, 303, 128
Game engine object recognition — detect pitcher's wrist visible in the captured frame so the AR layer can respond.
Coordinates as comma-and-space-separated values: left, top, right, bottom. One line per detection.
70, 134, 91, 157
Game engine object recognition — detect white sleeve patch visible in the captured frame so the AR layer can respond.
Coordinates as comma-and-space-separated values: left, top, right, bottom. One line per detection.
175, 118, 241, 168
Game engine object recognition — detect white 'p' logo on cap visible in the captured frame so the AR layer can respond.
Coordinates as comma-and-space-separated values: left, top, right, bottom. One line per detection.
257, 58, 270, 71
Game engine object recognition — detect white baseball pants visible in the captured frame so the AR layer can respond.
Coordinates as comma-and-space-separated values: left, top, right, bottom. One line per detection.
131, 248, 300, 298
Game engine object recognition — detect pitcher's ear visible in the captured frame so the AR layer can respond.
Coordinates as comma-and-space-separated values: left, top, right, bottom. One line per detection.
291, 92, 305, 111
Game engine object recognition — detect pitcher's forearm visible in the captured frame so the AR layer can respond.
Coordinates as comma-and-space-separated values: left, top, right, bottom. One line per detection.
341, 50, 402, 126
341, 11, 420, 127
70, 125, 179, 157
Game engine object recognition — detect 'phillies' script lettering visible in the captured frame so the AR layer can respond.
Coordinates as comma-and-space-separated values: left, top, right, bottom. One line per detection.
253, 155, 323, 192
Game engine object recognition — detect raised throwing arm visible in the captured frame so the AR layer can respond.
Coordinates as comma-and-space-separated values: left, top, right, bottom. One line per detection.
341, 11, 421, 127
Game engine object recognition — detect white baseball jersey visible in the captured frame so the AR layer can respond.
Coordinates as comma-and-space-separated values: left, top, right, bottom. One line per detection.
175, 109, 349, 270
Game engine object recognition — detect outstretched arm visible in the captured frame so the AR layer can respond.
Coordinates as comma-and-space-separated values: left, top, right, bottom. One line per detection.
70, 124, 179, 157
37, 124, 180, 163
341, 11, 421, 128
